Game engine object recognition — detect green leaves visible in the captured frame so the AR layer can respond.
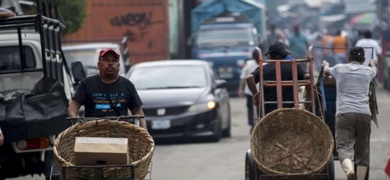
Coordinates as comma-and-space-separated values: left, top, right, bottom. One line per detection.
25, 0, 86, 35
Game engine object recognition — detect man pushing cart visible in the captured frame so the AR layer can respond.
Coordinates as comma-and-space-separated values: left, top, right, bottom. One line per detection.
244, 43, 378, 180
244, 43, 335, 180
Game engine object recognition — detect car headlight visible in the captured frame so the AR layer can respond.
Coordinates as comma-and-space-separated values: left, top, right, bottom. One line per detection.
188, 101, 216, 112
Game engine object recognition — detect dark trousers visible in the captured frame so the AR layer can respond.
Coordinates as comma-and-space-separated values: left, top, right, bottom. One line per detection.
336, 113, 371, 166
246, 94, 259, 127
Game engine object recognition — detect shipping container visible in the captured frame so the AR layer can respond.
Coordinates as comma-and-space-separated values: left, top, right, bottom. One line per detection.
63, 0, 170, 65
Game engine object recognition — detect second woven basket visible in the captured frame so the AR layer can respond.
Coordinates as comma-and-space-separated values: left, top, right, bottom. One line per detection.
250, 108, 333, 175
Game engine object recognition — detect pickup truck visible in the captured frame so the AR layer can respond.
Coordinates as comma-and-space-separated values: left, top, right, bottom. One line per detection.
0, 1, 85, 179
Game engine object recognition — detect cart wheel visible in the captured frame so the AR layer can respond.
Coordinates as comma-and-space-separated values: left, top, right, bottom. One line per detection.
245, 149, 260, 180
326, 155, 335, 180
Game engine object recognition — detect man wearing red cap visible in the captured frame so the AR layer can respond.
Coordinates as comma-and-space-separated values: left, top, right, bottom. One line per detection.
67, 48, 148, 131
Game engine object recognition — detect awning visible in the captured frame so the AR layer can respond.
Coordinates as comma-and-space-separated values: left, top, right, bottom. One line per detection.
350, 12, 377, 26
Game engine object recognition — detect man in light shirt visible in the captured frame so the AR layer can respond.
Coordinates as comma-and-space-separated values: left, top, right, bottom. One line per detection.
238, 48, 260, 132
355, 30, 382, 66
323, 46, 377, 180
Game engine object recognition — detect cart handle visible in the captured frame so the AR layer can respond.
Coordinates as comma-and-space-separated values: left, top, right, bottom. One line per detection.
66, 115, 145, 126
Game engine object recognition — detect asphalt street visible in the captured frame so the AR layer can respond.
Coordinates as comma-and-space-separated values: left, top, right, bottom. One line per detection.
11, 87, 390, 180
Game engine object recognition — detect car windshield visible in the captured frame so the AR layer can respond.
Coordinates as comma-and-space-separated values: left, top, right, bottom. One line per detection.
197, 26, 255, 48
129, 65, 208, 90
63, 49, 98, 70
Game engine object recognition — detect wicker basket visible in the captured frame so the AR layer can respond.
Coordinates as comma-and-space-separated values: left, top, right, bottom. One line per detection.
53, 119, 155, 180
250, 108, 333, 175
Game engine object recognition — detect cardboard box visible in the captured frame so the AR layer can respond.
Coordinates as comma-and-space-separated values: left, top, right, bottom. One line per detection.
74, 137, 129, 165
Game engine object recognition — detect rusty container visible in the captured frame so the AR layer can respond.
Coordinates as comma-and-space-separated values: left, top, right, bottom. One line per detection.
63, 0, 170, 64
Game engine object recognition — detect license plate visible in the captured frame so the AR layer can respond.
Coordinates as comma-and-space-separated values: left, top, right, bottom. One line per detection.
151, 120, 170, 130
219, 73, 233, 79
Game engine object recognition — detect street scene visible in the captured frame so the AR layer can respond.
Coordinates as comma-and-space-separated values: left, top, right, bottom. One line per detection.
12, 91, 390, 180
0, 0, 390, 180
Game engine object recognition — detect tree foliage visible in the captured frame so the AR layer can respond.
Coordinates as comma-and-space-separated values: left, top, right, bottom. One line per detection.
26, 0, 86, 35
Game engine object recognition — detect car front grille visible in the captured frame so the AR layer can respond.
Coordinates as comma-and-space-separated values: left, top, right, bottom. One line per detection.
143, 106, 189, 116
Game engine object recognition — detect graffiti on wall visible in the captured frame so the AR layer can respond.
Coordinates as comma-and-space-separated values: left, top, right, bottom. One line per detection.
109, 11, 164, 51
95, 1, 169, 63
110, 12, 163, 30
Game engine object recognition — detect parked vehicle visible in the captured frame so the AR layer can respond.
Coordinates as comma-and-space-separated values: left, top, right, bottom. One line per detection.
191, 0, 266, 96
126, 60, 231, 142
63, 43, 127, 77
0, 1, 84, 179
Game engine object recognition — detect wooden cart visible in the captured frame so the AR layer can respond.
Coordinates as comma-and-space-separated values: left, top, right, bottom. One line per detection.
245, 46, 335, 180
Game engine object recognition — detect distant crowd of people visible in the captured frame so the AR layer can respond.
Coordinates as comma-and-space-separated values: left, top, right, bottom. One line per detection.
261, 24, 382, 72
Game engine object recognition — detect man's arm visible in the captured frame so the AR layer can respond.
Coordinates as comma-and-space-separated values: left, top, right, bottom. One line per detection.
246, 74, 258, 96
0, 132, 3, 146
0, 127, 3, 146
246, 73, 259, 106
67, 100, 81, 117
130, 107, 148, 131
238, 65, 248, 97
370, 60, 378, 76
0, 8, 15, 19
238, 78, 245, 97
322, 60, 331, 77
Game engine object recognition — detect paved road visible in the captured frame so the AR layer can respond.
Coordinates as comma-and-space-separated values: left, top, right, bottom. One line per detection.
10, 88, 390, 180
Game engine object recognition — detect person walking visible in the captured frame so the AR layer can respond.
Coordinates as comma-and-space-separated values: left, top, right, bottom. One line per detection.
67, 48, 148, 131
355, 30, 382, 66
323, 47, 377, 180
238, 48, 260, 132
332, 29, 349, 66
288, 24, 309, 59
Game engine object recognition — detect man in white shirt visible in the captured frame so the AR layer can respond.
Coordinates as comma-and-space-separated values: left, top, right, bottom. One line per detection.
238, 48, 260, 132
355, 30, 382, 66
323, 46, 377, 180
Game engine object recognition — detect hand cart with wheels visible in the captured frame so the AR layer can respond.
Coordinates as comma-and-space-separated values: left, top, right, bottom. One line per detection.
245, 46, 335, 180
51, 115, 154, 180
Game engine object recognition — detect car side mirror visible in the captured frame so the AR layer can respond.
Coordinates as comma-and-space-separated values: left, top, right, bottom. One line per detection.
71, 61, 86, 83
216, 79, 226, 89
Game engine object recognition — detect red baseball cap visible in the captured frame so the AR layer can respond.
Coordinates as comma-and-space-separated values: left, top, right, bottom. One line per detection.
99, 48, 120, 59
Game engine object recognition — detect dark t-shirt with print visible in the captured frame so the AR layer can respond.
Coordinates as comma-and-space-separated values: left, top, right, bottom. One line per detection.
251, 63, 307, 114
72, 75, 143, 117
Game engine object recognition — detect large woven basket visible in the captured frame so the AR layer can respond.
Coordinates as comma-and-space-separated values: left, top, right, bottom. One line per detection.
250, 108, 333, 175
53, 119, 155, 180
